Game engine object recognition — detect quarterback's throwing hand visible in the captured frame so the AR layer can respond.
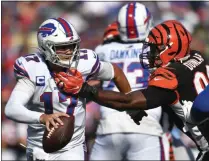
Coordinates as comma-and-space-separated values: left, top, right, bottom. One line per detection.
40, 113, 70, 131
54, 70, 83, 95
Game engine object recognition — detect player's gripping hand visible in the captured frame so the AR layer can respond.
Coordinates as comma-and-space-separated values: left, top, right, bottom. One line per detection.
53, 70, 83, 95
127, 110, 148, 125
39, 113, 70, 131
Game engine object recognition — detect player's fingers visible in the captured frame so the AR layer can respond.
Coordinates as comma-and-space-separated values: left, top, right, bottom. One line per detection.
55, 117, 64, 126
46, 121, 50, 132
134, 119, 140, 125
59, 73, 78, 83
57, 113, 70, 118
49, 118, 58, 129
56, 74, 68, 82
54, 77, 61, 84
59, 72, 68, 77
57, 81, 64, 89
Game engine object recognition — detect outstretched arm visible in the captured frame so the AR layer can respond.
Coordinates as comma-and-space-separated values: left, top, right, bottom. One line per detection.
111, 63, 131, 93
78, 83, 178, 111
94, 89, 146, 111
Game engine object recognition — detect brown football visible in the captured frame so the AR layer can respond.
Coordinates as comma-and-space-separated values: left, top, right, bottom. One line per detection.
42, 115, 74, 153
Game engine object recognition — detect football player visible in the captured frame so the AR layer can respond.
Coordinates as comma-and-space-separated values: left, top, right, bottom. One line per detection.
4, 17, 131, 160
89, 3, 166, 160
64, 20, 209, 160
191, 85, 209, 160
191, 85, 209, 123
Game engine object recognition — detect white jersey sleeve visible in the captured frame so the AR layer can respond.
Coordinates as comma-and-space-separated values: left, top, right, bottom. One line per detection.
80, 49, 114, 81
96, 61, 114, 80
5, 54, 46, 124
5, 78, 42, 124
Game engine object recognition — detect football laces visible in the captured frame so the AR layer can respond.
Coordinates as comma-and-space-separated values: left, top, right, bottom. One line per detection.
47, 127, 55, 139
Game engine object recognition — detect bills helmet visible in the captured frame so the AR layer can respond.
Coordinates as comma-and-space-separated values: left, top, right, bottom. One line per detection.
37, 17, 80, 68
117, 2, 153, 42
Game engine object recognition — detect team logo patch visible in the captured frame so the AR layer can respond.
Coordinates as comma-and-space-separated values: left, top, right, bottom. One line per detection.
38, 23, 56, 37
36, 76, 45, 86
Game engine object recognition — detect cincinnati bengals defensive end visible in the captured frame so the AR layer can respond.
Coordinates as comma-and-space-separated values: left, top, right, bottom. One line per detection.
63, 20, 209, 161
4, 17, 131, 160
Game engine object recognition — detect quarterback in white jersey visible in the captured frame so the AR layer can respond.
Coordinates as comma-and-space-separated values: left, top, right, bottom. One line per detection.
90, 3, 166, 160
5, 17, 131, 160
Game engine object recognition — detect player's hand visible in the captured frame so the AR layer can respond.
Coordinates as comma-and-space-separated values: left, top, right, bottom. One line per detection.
127, 110, 148, 125
39, 113, 69, 131
53, 71, 83, 95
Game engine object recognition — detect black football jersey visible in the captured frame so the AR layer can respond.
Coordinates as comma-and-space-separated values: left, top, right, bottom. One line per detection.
168, 50, 209, 103
145, 50, 209, 151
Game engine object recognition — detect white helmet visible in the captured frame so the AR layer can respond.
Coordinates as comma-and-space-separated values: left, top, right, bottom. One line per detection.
117, 2, 153, 42
37, 17, 81, 68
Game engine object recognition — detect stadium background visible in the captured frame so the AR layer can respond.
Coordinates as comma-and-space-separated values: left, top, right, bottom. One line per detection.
2, 1, 209, 160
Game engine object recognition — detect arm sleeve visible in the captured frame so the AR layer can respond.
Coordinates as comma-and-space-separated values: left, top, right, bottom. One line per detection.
141, 86, 178, 109
5, 78, 43, 124
95, 61, 114, 81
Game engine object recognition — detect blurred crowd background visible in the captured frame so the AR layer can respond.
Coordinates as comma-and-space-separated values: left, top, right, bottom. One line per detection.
2, 1, 209, 160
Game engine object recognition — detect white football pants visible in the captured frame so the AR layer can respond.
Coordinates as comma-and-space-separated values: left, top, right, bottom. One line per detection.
90, 133, 165, 160
26, 143, 86, 160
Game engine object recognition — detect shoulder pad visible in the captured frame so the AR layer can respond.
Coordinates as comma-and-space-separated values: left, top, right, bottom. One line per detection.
149, 67, 178, 90
78, 49, 101, 81
14, 53, 47, 83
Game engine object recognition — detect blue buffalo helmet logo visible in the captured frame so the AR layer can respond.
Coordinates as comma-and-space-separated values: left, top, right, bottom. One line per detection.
38, 23, 56, 37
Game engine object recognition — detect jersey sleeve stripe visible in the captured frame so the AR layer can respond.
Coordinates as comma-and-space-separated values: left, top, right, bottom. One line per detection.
14, 63, 30, 78
85, 56, 101, 81
66, 97, 78, 115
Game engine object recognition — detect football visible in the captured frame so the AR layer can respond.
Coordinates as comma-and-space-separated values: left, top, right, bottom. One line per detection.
42, 115, 74, 153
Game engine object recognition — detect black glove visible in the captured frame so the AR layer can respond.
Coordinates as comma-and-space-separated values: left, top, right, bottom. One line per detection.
127, 110, 148, 125
78, 82, 99, 100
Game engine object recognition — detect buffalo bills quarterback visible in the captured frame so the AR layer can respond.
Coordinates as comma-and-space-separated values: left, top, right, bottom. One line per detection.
5, 17, 131, 160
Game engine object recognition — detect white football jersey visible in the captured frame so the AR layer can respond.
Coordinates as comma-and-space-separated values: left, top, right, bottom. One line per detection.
13, 49, 113, 151
95, 42, 163, 136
